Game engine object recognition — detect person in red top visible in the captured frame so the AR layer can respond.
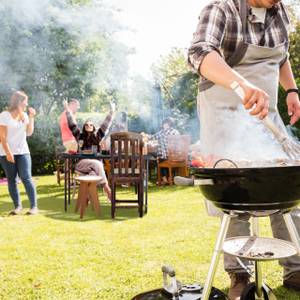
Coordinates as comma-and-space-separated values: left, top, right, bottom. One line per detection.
59, 98, 80, 153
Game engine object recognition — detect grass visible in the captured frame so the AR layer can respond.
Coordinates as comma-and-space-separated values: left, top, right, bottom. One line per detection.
0, 176, 299, 299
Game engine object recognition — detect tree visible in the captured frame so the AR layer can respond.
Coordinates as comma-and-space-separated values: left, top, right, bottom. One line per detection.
0, 0, 131, 114
151, 48, 199, 139
0, 0, 132, 175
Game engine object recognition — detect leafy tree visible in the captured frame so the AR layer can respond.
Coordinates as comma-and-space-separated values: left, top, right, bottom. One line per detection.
0, 0, 130, 114
0, 0, 131, 174
152, 48, 192, 108
151, 48, 199, 139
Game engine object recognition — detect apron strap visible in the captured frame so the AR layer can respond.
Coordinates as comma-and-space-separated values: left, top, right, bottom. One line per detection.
199, 0, 289, 92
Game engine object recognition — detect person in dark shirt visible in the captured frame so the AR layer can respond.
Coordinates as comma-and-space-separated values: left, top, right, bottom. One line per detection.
64, 101, 115, 200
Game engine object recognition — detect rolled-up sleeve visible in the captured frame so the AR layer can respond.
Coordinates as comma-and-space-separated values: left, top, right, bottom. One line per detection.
188, 3, 227, 74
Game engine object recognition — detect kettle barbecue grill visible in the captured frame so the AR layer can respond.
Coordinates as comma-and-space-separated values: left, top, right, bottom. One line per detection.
132, 160, 300, 299
186, 160, 300, 300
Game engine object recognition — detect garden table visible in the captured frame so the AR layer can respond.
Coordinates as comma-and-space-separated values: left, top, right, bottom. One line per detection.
59, 152, 153, 214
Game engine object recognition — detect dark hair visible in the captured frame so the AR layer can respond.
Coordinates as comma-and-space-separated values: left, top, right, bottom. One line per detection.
82, 120, 96, 137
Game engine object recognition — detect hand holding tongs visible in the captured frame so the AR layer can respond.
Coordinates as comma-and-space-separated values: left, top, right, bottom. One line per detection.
230, 81, 300, 160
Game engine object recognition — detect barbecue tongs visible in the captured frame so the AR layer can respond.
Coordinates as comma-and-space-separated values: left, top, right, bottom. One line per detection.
230, 81, 300, 160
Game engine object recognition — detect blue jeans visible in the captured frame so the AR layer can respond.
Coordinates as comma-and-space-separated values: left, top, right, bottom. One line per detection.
0, 154, 37, 209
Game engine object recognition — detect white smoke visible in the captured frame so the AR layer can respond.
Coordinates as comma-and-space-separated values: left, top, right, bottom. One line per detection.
0, 0, 129, 109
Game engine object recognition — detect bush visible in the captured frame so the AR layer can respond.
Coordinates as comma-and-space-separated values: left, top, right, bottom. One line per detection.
28, 115, 62, 175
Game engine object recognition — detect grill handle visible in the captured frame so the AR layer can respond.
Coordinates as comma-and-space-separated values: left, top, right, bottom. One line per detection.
161, 265, 175, 277
161, 265, 181, 297
174, 176, 213, 186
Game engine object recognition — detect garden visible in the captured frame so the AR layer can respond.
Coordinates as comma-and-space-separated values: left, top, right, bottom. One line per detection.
0, 176, 300, 299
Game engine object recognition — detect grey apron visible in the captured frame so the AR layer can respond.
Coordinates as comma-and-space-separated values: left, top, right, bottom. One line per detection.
200, 4, 288, 217
198, 1, 289, 163
198, 41, 289, 161
198, 3, 300, 277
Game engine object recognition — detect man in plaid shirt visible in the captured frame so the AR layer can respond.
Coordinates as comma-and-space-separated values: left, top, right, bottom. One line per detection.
148, 118, 179, 184
188, 0, 300, 299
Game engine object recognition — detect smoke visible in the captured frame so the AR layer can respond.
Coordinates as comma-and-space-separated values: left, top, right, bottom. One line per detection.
0, 0, 129, 112
200, 104, 291, 165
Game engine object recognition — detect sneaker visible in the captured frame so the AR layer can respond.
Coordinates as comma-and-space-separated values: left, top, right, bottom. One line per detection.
228, 272, 250, 300
26, 207, 39, 215
283, 272, 300, 291
9, 207, 22, 215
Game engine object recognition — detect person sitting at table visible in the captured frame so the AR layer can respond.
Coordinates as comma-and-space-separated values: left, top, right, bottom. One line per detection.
59, 98, 80, 153
143, 117, 179, 185
64, 101, 115, 200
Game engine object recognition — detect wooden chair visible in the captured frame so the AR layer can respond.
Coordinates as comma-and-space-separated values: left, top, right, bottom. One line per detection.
110, 132, 145, 218
74, 175, 102, 219
157, 135, 191, 185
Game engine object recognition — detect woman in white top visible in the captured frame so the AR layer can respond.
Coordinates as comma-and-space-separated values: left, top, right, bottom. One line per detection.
0, 91, 38, 215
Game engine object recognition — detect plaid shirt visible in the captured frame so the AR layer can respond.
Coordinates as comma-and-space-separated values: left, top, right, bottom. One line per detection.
188, 0, 290, 78
149, 127, 179, 159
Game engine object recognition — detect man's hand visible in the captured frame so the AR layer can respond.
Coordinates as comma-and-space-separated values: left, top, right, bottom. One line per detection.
28, 107, 36, 118
63, 99, 69, 112
6, 151, 15, 163
239, 81, 270, 119
287, 93, 300, 125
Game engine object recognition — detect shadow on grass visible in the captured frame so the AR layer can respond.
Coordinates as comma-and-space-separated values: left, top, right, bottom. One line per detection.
212, 277, 300, 300
1, 183, 148, 222
0, 181, 190, 221
147, 184, 194, 193
270, 285, 300, 299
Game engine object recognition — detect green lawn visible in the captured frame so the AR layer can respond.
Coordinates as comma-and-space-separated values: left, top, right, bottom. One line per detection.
0, 175, 299, 299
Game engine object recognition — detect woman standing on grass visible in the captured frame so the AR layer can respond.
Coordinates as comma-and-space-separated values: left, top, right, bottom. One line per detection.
0, 91, 38, 215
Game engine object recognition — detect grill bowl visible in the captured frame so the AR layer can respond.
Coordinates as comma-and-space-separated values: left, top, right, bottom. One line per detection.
192, 165, 300, 211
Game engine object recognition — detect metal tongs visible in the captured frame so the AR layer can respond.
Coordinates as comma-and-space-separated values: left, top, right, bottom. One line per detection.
231, 81, 300, 160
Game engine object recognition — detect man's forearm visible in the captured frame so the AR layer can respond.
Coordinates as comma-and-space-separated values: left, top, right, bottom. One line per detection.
99, 110, 114, 136
199, 51, 247, 89
279, 59, 298, 90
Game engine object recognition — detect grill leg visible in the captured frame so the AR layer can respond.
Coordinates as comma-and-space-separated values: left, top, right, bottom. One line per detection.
283, 213, 300, 253
252, 217, 264, 300
201, 213, 232, 300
